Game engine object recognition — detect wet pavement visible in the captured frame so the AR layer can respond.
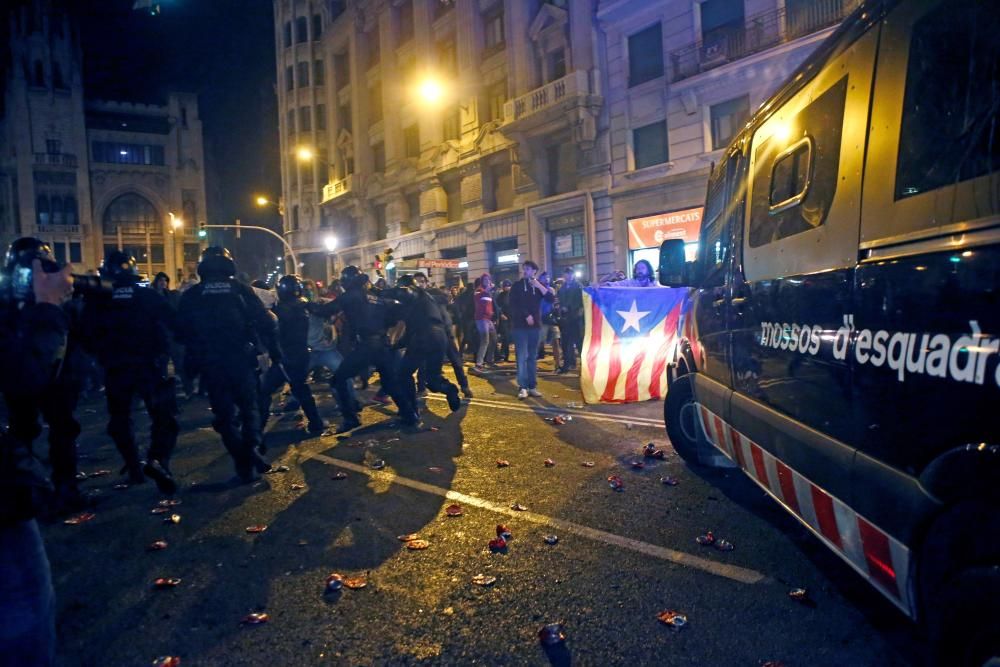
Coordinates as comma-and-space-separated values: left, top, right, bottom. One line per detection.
41, 359, 926, 666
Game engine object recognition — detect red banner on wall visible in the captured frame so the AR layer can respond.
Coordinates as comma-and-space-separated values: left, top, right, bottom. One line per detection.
627, 207, 703, 250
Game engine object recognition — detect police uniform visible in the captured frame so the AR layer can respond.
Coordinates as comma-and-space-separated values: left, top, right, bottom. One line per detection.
80, 252, 179, 494
310, 267, 407, 431
176, 247, 277, 481
259, 276, 324, 436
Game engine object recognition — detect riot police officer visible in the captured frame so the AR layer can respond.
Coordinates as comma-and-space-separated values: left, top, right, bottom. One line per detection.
309, 265, 409, 432
259, 275, 325, 438
176, 247, 277, 482
2, 239, 87, 513
391, 275, 462, 421
80, 251, 179, 495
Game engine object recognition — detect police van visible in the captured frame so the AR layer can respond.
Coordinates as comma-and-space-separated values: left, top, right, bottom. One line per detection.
657, 0, 998, 663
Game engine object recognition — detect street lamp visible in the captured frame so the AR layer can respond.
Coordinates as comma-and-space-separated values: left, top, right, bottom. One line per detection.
255, 196, 270, 207
417, 78, 445, 106
324, 235, 338, 252
296, 146, 315, 162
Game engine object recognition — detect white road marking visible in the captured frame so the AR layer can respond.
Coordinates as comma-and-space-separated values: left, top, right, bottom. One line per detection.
294, 443, 766, 586
425, 394, 663, 428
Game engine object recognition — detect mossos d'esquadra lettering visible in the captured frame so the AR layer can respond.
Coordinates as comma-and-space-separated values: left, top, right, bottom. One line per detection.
758, 316, 1000, 387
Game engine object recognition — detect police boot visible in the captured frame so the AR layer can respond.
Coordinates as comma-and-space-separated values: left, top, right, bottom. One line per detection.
461, 384, 474, 399
446, 386, 462, 412
143, 459, 178, 496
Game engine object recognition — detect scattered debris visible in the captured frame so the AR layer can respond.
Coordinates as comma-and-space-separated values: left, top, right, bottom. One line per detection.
406, 539, 430, 550
158, 499, 182, 507
324, 573, 344, 593
445, 504, 463, 517
695, 531, 734, 551
566, 401, 584, 409
642, 443, 668, 459
660, 476, 680, 486
88, 469, 111, 478
75, 472, 88, 481
657, 610, 688, 630
788, 588, 816, 608
543, 535, 559, 545
496, 524, 512, 541
343, 576, 368, 590
151, 507, 170, 515
152, 657, 180, 667
427, 466, 444, 473
397, 533, 420, 542
496, 459, 510, 468
164, 514, 181, 524
369, 459, 386, 470
153, 577, 181, 589
510, 502, 528, 511
241, 613, 269, 625
264, 465, 290, 474
245, 525, 268, 534
290, 483, 306, 490
538, 623, 566, 645
630, 460, 646, 470
581, 461, 595, 468
488, 537, 507, 551
63, 512, 96, 525
330, 471, 348, 480
546, 414, 572, 425
607, 475, 624, 491
112, 483, 129, 491
471, 574, 497, 586
147, 540, 168, 551
543, 458, 556, 467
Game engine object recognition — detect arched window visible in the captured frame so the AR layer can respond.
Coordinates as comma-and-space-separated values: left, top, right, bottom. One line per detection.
64, 196, 77, 225
51, 196, 63, 224
296, 16, 308, 43
36, 195, 50, 225
102, 192, 158, 234
33, 60, 45, 87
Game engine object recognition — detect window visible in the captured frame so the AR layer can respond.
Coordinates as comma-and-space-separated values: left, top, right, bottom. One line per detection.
485, 162, 513, 212
150, 245, 165, 263
487, 79, 507, 123
313, 60, 325, 86
483, 8, 505, 54
102, 193, 158, 234
299, 106, 312, 132
547, 48, 566, 83
700, 0, 744, 45
184, 243, 200, 262
769, 138, 811, 212
283, 21, 292, 48
628, 23, 663, 87
633, 121, 668, 169
443, 105, 460, 141
36, 195, 50, 225
437, 38, 457, 74
369, 84, 383, 122
552, 229, 585, 261
46, 139, 61, 154
64, 196, 77, 225
295, 16, 308, 43
896, 0, 1000, 200
52, 63, 65, 89
51, 196, 63, 224
297, 61, 310, 87
374, 203, 388, 238
312, 14, 322, 40
403, 124, 420, 158
70, 242, 81, 263
316, 104, 326, 131
91, 142, 165, 166
287, 109, 296, 134
334, 52, 350, 88
285, 65, 294, 91
405, 191, 420, 231
398, 1, 414, 43
367, 30, 380, 69
698, 164, 732, 288
710, 96, 750, 150
372, 141, 386, 172
546, 144, 561, 195
748, 77, 847, 247
444, 178, 462, 221
33, 60, 45, 87
338, 104, 352, 132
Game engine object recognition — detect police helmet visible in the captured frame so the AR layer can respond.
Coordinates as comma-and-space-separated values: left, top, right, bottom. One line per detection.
197, 246, 236, 279
2, 237, 60, 303
276, 274, 303, 300
100, 251, 139, 280
340, 265, 368, 290
396, 274, 415, 288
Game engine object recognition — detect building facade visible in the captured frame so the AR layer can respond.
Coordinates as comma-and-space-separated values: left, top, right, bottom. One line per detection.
274, 0, 857, 286
0, 0, 208, 279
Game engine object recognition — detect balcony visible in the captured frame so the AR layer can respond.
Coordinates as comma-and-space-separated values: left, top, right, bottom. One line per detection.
34, 153, 78, 168
669, 0, 860, 83
500, 70, 601, 147
321, 174, 353, 204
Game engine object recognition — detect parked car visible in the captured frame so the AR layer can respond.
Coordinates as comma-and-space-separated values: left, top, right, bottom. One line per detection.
658, 0, 999, 664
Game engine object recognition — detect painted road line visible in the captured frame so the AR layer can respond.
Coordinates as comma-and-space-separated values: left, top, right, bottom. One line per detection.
425, 394, 663, 428
296, 444, 765, 586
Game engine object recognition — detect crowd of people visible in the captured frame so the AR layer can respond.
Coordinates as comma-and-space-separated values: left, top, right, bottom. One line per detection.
0, 235, 658, 663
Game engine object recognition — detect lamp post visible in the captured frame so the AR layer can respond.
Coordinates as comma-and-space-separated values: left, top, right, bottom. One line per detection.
168, 212, 183, 282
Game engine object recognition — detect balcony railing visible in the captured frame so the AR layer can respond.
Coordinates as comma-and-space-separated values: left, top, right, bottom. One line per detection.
670, 0, 860, 82
34, 153, 78, 167
503, 69, 589, 124
321, 174, 353, 204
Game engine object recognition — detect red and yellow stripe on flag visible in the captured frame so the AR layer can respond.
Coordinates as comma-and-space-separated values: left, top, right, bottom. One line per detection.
580, 286, 689, 404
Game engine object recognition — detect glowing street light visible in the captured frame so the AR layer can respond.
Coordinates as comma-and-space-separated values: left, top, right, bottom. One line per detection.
296, 146, 315, 162
255, 196, 270, 207
324, 235, 338, 252
417, 78, 445, 105
168, 211, 183, 229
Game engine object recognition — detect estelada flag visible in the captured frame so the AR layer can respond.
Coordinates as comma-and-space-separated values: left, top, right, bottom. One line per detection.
580, 286, 689, 404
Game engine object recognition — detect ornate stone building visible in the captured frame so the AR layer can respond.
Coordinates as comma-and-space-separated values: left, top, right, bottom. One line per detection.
0, 0, 208, 278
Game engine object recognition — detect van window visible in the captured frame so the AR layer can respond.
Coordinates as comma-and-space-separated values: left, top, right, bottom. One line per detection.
748, 76, 847, 248
699, 154, 743, 287
895, 0, 1000, 200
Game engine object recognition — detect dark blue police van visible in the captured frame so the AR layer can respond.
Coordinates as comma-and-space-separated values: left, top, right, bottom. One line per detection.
657, 0, 999, 663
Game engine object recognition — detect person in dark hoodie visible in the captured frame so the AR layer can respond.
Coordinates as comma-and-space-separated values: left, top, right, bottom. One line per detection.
508, 260, 554, 399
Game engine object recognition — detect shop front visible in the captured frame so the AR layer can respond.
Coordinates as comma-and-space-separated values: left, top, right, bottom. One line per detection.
626, 206, 703, 274
488, 237, 520, 285
547, 211, 588, 280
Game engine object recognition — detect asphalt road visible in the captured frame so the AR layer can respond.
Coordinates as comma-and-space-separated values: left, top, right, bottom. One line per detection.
39, 359, 928, 666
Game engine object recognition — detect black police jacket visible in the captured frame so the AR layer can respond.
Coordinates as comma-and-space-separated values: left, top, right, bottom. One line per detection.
176, 278, 279, 365
309, 287, 396, 341
273, 297, 310, 360
80, 278, 175, 368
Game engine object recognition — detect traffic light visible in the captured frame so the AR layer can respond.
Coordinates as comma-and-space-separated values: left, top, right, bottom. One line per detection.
198, 223, 207, 238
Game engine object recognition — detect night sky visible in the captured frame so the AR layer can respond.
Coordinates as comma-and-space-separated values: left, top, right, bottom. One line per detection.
73, 0, 284, 278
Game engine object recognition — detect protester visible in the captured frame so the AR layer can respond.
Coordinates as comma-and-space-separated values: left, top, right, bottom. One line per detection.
473, 274, 498, 371
557, 267, 584, 374
604, 259, 657, 287
508, 261, 554, 399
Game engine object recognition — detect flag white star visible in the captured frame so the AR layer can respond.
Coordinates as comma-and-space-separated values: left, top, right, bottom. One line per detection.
617, 300, 650, 333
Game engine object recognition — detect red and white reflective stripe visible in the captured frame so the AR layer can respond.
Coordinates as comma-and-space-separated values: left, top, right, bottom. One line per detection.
696, 404, 914, 616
